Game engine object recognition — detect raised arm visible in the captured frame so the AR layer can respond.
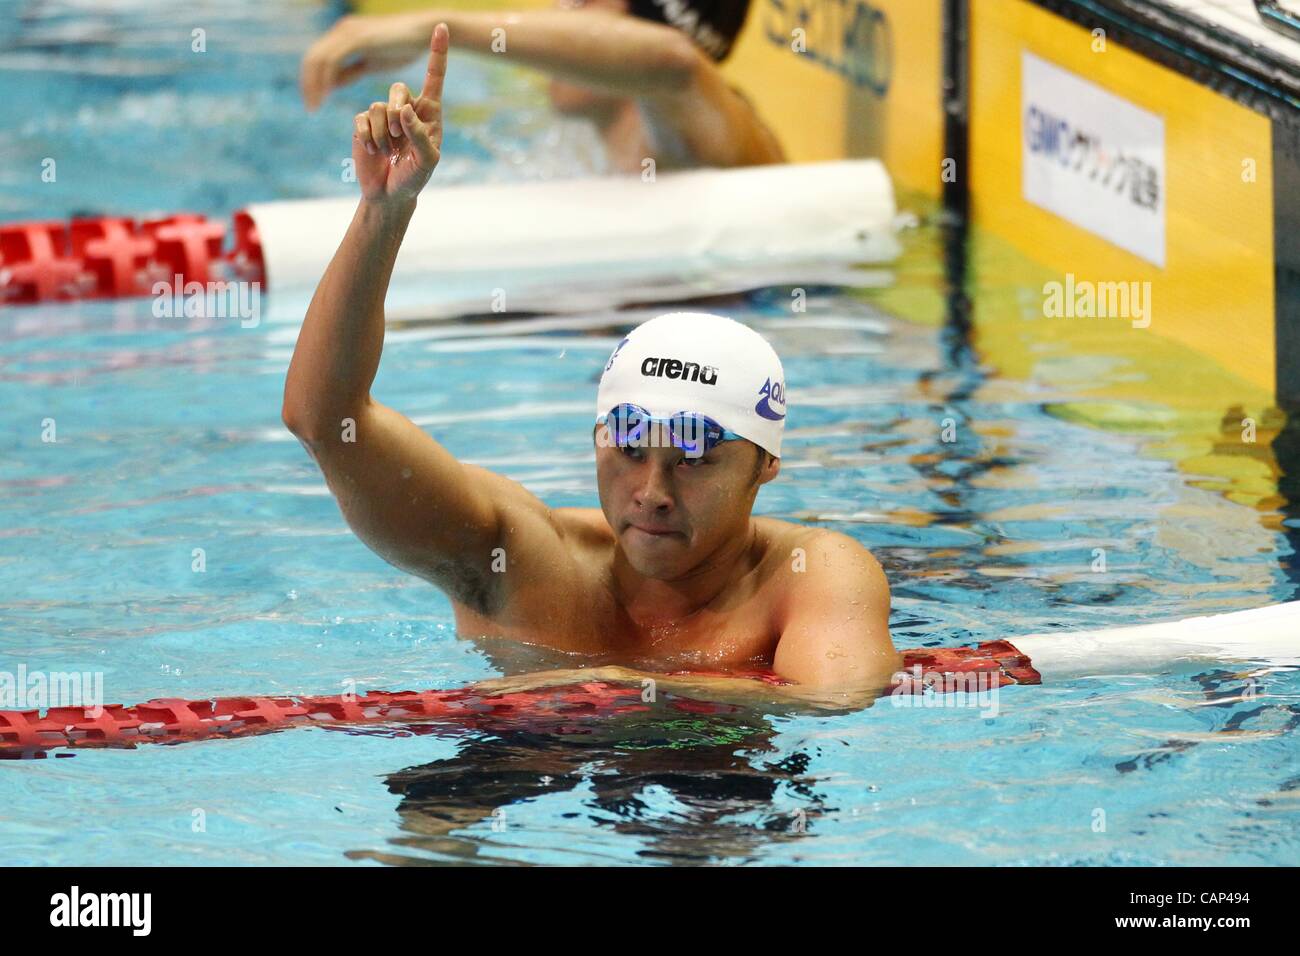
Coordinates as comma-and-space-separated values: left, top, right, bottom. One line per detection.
302, 8, 698, 111
283, 25, 545, 607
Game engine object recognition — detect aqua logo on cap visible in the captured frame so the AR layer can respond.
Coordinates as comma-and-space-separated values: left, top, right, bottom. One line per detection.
755, 377, 785, 421
596, 312, 786, 457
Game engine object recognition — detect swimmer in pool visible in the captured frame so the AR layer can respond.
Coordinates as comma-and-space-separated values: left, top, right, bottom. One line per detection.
300, 0, 784, 172
283, 25, 898, 697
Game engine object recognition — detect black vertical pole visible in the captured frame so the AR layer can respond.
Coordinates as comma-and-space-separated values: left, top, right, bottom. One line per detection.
942, 0, 970, 224
1270, 116, 1300, 591
941, 0, 972, 357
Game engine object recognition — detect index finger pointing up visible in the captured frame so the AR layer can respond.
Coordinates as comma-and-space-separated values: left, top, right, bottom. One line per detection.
420, 22, 449, 103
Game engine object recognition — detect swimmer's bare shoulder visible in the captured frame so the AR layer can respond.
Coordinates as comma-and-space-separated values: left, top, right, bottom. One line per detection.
762, 522, 900, 689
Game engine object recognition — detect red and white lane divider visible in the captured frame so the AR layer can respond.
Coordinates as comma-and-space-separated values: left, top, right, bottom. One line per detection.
0, 159, 899, 307
1015, 600, 1300, 679
1, 600, 1296, 756
0, 212, 263, 304
0, 641, 1038, 756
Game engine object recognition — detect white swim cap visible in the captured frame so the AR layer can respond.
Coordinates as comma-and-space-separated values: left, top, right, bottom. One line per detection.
596, 312, 787, 457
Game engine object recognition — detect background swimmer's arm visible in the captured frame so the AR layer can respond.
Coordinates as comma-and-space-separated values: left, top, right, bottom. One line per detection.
438, 9, 783, 166
302, 9, 700, 109
301, 9, 783, 166
439, 8, 784, 165
771, 531, 901, 691
418, 9, 701, 95
285, 26, 551, 601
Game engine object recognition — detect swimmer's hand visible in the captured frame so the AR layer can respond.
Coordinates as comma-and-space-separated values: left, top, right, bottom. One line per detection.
302, 12, 437, 112
351, 23, 448, 204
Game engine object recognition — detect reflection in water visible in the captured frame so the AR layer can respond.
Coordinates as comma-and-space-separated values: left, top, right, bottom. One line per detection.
348, 707, 826, 866
1272, 415, 1300, 591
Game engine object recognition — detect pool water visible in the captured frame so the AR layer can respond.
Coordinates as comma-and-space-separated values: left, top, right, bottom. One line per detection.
2, 0, 1299, 866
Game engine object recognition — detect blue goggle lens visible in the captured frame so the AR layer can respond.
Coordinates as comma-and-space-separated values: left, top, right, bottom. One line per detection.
601, 404, 736, 457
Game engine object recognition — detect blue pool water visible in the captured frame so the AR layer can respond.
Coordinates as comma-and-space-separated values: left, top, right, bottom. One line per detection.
2, 1, 1299, 866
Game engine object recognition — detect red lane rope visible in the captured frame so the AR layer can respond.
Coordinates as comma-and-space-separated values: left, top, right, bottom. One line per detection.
0, 642, 1040, 756
0, 212, 264, 304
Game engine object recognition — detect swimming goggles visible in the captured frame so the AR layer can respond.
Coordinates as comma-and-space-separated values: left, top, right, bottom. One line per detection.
597, 403, 742, 458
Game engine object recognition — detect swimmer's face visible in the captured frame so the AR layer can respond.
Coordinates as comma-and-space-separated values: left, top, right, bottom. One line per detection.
594, 423, 780, 578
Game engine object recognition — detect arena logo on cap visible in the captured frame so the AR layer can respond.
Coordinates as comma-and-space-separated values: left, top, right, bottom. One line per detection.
640, 356, 719, 385
755, 377, 786, 421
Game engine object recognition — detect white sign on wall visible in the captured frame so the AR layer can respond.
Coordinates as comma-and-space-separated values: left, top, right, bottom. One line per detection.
1021, 50, 1167, 267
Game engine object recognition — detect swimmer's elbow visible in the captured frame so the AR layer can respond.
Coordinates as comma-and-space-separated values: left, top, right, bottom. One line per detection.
652, 35, 707, 92
281, 385, 366, 445
280, 398, 337, 446
281, 397, 317, 442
